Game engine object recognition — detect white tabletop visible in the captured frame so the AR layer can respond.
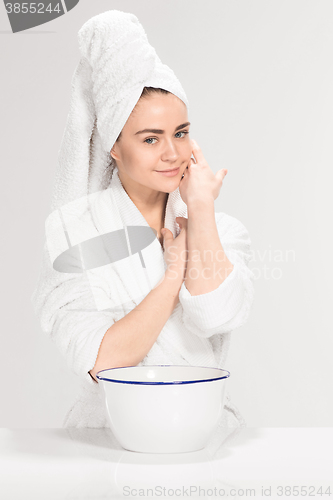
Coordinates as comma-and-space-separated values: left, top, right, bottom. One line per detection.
0, 427, 332, 499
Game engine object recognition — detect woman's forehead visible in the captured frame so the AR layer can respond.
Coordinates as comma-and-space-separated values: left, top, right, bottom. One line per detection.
127, 94, 188, 129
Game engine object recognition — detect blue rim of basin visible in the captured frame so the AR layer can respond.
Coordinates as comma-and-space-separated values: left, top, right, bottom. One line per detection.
96, 365, 231, 385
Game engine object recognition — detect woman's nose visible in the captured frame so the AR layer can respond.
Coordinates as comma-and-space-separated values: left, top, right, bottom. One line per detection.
161, 140, 179, 162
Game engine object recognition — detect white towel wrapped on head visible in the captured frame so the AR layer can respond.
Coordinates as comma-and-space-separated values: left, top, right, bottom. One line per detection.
50, 9, 189, 213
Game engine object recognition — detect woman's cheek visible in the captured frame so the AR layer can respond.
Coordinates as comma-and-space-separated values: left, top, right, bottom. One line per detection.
178, 143, 190, 162
186, 143, 193, 159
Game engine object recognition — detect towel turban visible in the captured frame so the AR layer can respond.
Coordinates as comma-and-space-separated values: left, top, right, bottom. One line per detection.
50, 9, 189, 213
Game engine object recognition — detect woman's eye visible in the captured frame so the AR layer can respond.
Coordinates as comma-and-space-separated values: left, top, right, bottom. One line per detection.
175, 131, 189, 138
144, 137, 157, 144
144, 131, 189, 145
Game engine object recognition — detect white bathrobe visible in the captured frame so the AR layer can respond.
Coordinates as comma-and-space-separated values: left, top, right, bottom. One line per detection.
32, 166, 255, 430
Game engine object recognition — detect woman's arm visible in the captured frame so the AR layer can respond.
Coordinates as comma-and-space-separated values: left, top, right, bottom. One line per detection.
174, 139, 254, 337
89, 269, 182, 381
182, 197, 234, 296
90, 221, 188, 381
177, 138, 232, 296
178, 212, 255, 337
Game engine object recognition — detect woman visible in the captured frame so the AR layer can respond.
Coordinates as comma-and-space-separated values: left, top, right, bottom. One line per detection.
31, 10, 255, 432
89, 84, 237, 381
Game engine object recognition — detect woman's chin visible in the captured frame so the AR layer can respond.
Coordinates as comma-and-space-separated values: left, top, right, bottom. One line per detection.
158, 175, 182, 189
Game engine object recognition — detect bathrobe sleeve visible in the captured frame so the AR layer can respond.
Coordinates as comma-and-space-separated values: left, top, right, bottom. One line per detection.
178, 212, 255, 338
31, 242, 116, 383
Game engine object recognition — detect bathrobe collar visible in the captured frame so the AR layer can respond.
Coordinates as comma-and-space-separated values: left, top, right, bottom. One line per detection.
75, 165, 190, 314
45, 165, 189, 315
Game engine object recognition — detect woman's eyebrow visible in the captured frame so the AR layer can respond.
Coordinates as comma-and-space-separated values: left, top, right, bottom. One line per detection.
134, 121, 191, 135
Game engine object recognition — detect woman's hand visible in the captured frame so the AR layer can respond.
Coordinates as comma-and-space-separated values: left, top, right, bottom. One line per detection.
179, 139, 228, 206
161, 219, 188, 286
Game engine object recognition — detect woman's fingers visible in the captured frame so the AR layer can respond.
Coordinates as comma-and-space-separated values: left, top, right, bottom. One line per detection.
175, 217, 188, 229
190, 139, 206, 165
217, 169, 228, 182
161, 228, 171, 238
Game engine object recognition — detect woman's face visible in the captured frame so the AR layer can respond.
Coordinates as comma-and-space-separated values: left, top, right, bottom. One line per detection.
110, 92, 192, 193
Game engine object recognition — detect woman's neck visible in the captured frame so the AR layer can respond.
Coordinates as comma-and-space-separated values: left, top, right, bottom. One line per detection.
117, 168, 169, 227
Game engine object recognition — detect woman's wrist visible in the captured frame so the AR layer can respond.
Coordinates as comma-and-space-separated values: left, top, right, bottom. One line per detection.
164, 268, 184, 290
186, 196, 215, 215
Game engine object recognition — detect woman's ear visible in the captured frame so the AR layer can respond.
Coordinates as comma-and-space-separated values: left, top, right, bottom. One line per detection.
110, 144, 120, 161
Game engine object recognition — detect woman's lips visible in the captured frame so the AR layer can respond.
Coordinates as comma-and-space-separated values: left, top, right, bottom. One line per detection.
156, 167, 180, 177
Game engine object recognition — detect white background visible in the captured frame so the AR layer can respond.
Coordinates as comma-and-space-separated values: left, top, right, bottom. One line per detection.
1, 0, 332, 427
